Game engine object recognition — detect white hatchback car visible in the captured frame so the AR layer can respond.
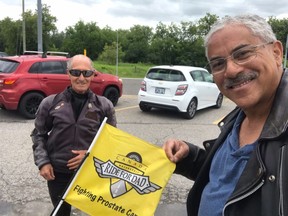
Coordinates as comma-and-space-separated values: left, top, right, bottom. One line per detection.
137, 65, 223, 119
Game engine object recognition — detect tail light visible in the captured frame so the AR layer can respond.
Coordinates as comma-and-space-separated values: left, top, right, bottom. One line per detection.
175, 84, 188, 95
140, 80, 146, 91
0, 78, 17, 86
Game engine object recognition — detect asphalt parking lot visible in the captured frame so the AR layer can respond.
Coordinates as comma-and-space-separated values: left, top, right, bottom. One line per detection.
0, 78, 236, 216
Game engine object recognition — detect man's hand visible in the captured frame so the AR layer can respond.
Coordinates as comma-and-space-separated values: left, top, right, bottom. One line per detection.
67, 150, 87, 170
162, 139, 189, 163
39, 164, 55, 181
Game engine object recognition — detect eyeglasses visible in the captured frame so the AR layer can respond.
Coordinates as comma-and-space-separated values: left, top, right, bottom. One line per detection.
68, 69, 95, 77
206, 41, 274, 75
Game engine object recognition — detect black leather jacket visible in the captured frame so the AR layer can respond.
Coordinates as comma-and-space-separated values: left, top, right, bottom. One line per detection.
31, 88, 117, 173
175, 69, 288, 216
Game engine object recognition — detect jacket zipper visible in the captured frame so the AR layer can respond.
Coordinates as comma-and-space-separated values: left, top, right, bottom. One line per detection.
222, 179, 264, 216
222, 141, 266, 216
279, 146, 285, 216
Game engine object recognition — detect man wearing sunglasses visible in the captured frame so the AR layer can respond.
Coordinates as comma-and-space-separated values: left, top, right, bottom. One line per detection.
31, 54, 117, 215
163, 14, 288, 216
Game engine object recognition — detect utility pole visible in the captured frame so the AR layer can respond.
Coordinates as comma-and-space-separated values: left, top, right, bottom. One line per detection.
37, 0, 43, 52
22, 0, 26, 53
116, 30, 119, 76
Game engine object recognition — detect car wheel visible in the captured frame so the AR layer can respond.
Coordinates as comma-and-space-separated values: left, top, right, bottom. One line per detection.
214, 93, 223, 109
19, 92, 44, 119
183, 98, 197, 119
104, 87, 119, 106
139, 103, 152, 112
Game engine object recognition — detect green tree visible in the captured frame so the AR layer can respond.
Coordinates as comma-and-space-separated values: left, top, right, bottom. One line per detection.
3, 10, 288, 68
114, 29, 129, 55
150, 22, 180, 64
61, 21, 106, 59
0, 4, 57, 54
0, 17, 21, 55
190, 13, 218, 66
23, 10, 38, 51
177, 21, 201, 66
101, 26, 116, 45
98, 42, 124, 64
174, 13, 218, 66
49, 31, 65, 51
123, 25, 153, 63
268, 16, 288, 49
41, 4, 58, 51
22, 4, 57, 52
149, 13, 218, 66
196, 13, 219, 37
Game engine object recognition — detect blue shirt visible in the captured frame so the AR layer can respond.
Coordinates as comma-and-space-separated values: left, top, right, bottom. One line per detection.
198, 111, 257, 216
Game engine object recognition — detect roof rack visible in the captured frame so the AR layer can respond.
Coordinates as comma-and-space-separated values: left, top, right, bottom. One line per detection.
22, 50, 70, 58
23, 51, 44, 55
44, 51, 70, 58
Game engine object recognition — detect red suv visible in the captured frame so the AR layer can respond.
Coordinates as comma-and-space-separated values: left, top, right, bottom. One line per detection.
0, 51, 123, 119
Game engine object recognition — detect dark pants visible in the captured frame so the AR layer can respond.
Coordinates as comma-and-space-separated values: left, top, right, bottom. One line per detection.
48, 172, 74, 216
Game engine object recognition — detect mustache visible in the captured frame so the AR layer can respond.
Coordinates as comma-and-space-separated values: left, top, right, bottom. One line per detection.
76, 80, 88, 84
223, 71, 258, 89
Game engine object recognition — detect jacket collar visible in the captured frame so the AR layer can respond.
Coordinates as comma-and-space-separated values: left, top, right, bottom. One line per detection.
261, 69, 288, 139
64, 86, 95, 101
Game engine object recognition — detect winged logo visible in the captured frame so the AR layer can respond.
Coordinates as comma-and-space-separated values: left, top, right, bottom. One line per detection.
93, 153, 161, 198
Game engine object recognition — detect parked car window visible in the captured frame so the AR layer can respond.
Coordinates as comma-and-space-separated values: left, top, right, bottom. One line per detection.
0, 60, 19, 73
41, 61, 67, 74
146, 69, 185, 82
202, 70, 214, 83
168, 70, 186, 81
191, 71, 204, 82
29, 62, 40, 74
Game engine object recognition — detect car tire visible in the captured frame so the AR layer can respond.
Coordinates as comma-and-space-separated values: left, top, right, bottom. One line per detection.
183, 98, 197, 119
104, 87, 119, 106
139, 103, 152, 112
19, 92, 44, 119
214, 93, 223, 109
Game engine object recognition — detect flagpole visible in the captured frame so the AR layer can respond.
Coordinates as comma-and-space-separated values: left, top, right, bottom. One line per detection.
86, 117, 108, 153
51, 117, 108, 216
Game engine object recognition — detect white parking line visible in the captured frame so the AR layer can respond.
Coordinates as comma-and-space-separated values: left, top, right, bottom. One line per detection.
115, 105, 139, 112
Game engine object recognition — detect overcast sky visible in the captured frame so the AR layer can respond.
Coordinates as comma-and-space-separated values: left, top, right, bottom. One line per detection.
1, 0, 288, 32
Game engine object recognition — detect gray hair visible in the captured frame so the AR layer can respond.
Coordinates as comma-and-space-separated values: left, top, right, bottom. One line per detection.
204, 14, 277, 57
67, 54, 94, 70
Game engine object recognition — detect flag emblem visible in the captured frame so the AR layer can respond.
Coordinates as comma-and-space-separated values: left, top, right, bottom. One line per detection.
93, 152, 161, 198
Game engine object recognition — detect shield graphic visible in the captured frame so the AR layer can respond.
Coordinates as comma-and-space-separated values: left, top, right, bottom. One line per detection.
109, 161, 144, 198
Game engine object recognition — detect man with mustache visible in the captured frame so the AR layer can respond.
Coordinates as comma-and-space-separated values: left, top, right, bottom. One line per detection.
163, 14, 288, 216
31, 54, 117, 215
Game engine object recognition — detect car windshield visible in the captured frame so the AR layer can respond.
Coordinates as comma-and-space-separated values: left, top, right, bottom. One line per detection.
146, 68, 186, 81
0, 60, 19, 73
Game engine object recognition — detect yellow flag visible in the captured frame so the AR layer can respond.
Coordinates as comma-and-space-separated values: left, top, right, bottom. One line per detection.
65, 123, 175, 216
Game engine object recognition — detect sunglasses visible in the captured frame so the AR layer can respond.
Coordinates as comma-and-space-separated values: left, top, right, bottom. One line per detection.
69, 69, 95, 77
